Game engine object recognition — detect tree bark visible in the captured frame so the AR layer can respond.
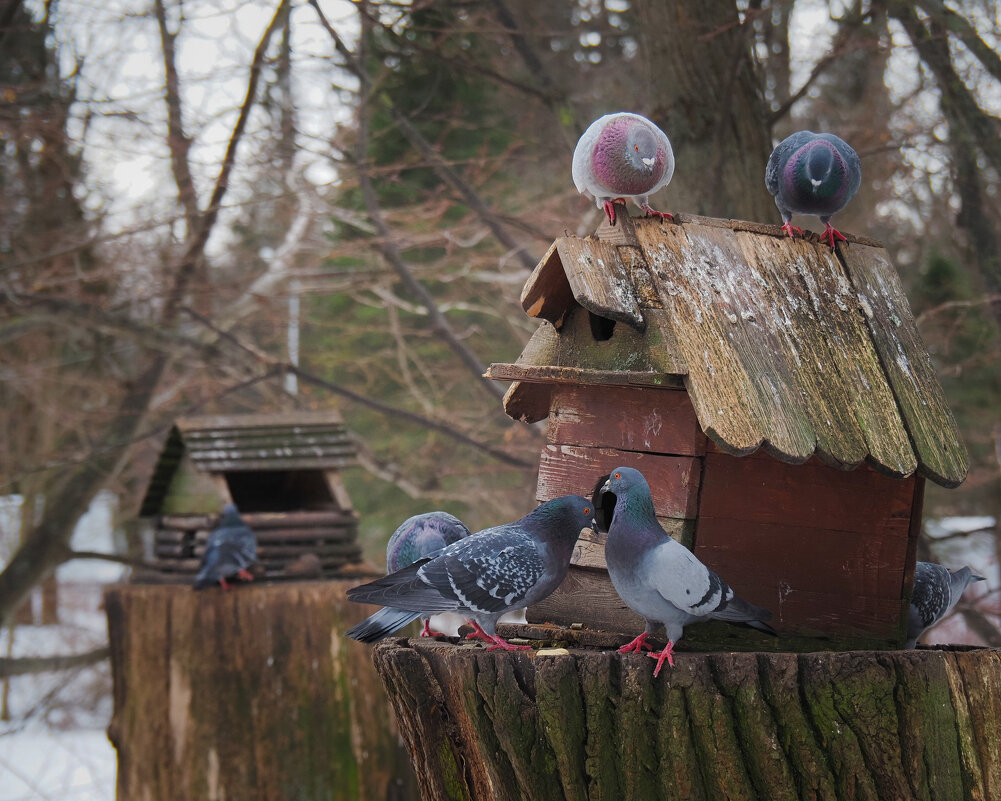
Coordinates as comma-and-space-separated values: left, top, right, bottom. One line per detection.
106, 580, 418, 801
635, 0, 775, 221
374, 634, 1001, 801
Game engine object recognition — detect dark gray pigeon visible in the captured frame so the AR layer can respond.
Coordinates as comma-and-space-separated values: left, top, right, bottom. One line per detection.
602, 467, 775, 676
906, 561, 985, 648
573, 112, 675, 226
193, 503, 258, 590
348, 511, 471, 642
347, 495, 594, 650
765, 130, 861, 248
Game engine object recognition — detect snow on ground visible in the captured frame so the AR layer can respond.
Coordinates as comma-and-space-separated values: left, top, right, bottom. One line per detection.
1, 584, 117, 801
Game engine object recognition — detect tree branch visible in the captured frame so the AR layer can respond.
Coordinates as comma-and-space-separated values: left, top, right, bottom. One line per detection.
0, 646, 109, 678
915, 0, 1001, 85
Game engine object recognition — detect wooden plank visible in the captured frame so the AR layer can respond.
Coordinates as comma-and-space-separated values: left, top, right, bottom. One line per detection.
635, 221, 816, 460
735, 232, 914, 474
537, 445, 701, 519
487, 364, 683, 388
192, 527, 359, 545
547, 384, 705, 456
521, 239, 575, 327
697, 451, 915, 533
557, 237, 645, 329
840, 244, 969, 488
160, 510, 358, 530
501, 381, 552, 425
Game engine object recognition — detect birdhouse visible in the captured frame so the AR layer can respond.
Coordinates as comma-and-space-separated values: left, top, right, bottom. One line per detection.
137, 411, 363, 581
487, 212, 969, 650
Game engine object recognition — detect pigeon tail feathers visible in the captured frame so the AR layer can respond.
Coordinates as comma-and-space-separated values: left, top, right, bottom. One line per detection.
347, 607, 421, 643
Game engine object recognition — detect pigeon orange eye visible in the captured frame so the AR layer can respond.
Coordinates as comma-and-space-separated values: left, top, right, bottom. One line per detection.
584, 507, 591, 515
634, 144, 639, 151
614, 472, 621, 479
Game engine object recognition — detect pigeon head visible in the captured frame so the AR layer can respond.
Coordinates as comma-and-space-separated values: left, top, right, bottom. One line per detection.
219, 503, 242, 524
956, 566, 987, 588
785, 138, 851, 207
591, 115, 670, 196
602, 466, 657, 523
524, 495, 594, 543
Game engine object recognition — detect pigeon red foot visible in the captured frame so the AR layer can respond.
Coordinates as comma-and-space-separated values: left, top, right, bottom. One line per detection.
485, 636, 532, 652
236, 568, 254, 581
820, 223, 848, 249
640, 204, 673, 222
648, 641, 676, 676
602, 198, 627, 226
618, 632, 654, 654
781, 221, 804, 239
420, 619, 444, 638
219, 577, 230, 591
463, 620, 494, 643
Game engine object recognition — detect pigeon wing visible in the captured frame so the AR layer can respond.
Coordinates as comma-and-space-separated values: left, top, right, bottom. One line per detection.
643, 539, 733, 617
419, 526, 545, 615
765, 130, 815, 197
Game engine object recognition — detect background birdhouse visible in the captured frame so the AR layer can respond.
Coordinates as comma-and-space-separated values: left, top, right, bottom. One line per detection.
488, 212, 969, 650
136, 411, 363, 581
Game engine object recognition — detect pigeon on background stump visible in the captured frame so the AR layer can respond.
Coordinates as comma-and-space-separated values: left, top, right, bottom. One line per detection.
573, 112, 675, 226
906, 561, 986, 648
193, 503, 258, 590
602, 467, 775, 676
349, 511, 472, 642
765, 130, 861, 249
347, 496, 594, 650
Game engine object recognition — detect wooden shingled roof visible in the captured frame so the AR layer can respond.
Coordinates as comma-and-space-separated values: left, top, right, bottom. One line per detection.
139, 411, 356, 516
487, 213, 969, 488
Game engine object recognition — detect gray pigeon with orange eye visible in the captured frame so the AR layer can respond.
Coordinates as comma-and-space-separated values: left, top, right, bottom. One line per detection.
601, 467, 775, 676
573, 112, 675, 226
765, 130, 861, 248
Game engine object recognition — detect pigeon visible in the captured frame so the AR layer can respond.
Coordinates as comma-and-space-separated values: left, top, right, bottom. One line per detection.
765, 130, 861, 249
347, 495, 594, 650
601, 467, 775, 676
906, 561, 986, 648
193, 503, 258, 590
348, 511, 471, 642
572, 112, 675, 226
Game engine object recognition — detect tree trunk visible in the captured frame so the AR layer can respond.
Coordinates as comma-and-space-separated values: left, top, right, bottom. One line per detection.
106, 580, 418, 801
635, 0, 776, 222
374, 632, 1001, 801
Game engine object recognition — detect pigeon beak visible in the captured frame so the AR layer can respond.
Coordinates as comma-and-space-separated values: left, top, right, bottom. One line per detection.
642, 157, 655, 167
973, 574, 987, 582
810, 178, 822, 188
590, 517, 599, 534
603, 479, 611, 491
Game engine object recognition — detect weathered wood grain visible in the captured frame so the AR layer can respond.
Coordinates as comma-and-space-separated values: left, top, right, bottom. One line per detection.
547, 384, 705, 456
374, 639, 1001, 801
521, 240, 574, 328
557, 237, 645, 329
736, 231, 915, 474
840, 244, 969, 487
105, 582, 417, 801
537, 444, 700, 519
570, 517, 692, 570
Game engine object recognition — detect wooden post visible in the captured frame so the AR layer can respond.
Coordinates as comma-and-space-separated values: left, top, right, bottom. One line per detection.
374, 633, 1001, 801
106, 581, 418, 801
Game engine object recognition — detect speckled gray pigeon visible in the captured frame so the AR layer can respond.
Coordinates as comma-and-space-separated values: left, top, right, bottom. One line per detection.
602, 467, 775, 676
193, 503, 258, 590
573, 112, 675, 226
906, 561, 985, 648
347, 496, 594, 650
765, 130, 861, 248
347, 512, 472, 642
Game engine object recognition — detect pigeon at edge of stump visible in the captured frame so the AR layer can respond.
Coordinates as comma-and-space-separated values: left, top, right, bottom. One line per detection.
193, 503, 258, 590
572, 112, 675, 226
906, 561, 986, 649
765, 129, 861, 249
346, 495, 594, 651
348, 511, 472, 642
601, 467, 776, 676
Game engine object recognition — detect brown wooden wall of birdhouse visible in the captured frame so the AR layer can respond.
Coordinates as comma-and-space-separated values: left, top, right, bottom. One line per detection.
531, 383, 922, 650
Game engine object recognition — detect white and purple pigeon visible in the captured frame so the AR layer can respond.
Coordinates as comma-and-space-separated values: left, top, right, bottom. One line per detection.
601, 467, 775, 676
906, 561, 985, 648
572, 112, 675, 226
350, 511, 471, 642
765, 130, 862, 249
347, 496, 594, 651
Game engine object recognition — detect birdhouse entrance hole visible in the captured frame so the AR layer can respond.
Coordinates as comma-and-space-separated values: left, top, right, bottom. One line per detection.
588, 311, 616, 341
223, 469, 339, 513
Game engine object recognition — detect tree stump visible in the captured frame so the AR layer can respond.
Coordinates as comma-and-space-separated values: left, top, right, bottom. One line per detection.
106, 581, 418, 801
373, 628, 1001, 801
